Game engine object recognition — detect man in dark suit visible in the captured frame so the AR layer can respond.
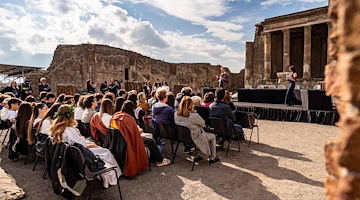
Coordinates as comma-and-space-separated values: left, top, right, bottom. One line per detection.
38, 77, 51, 93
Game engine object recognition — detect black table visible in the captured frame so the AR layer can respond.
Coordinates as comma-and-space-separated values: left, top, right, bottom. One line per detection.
237, 89, 301, 104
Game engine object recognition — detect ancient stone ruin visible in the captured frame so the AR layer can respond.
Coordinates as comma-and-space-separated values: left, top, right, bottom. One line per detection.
27, 44, 244, 96
324, 0, 360, 199
245, 6, 329, 89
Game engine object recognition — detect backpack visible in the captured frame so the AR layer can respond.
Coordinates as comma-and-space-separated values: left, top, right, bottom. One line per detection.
73, 143, 105, 172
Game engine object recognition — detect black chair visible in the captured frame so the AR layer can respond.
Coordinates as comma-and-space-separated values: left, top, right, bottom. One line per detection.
24, 128, 38, 165
67, 145, 123, 200
209, 117, 241, 157
157, 123, 179, 161
77, 120, 91, 138
176, 125, 200, 171
235, 111, 259, 147
32, 133, 49, 171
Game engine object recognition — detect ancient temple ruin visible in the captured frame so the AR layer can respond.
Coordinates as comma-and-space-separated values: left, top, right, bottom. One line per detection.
245, 6, 329, 89
27, 44, 244, 96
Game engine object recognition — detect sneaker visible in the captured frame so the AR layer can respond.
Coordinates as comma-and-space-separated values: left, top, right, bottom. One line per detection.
183, 147, 195, 154
156, 158, 171, 167
209, 157, 220, 163
194, 156, 203, 162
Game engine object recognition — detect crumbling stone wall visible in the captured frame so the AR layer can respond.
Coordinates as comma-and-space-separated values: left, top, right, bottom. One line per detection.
324, 0, 360, 199
27, 44, 242, 96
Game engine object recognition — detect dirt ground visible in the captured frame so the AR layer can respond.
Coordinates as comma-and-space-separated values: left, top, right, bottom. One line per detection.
0, 120, 338, 200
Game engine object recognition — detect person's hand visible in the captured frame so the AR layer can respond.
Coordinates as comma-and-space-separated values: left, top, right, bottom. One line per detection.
25, 91, 29, 94
29, 91, 32, 94
10, 118, 16, 123
139, 128, 143, 133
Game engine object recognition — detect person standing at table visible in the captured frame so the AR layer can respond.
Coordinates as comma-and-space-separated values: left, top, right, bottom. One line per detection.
218, 67, 229, 90
285, 66, 297, 106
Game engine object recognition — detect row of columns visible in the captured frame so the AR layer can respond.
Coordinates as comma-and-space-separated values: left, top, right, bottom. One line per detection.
263, 25, 313, 80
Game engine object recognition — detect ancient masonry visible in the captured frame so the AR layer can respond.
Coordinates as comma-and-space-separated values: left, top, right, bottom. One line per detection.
324, 0, 360, 199
245, 6, 329, 89
27, 44, 244, 96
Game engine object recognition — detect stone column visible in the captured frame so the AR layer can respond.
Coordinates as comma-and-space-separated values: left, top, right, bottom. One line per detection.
283, 29, 291, 72
245, 42, 254, 86
303, 25, 312, 79
263, 32, 271, 80
327, 22, 333, 64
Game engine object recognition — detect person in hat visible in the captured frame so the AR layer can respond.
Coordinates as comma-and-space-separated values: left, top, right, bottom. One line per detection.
20, 80, 33, 100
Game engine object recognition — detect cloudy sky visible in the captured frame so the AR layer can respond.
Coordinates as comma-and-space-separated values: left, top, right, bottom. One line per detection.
0, 0, 328, 73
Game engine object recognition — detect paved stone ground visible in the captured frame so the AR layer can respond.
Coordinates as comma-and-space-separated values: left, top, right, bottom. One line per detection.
0, 120, 338, 200
0, 129, 25, 200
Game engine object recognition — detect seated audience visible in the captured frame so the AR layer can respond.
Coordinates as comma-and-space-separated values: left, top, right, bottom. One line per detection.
50, 105, 121, 188
46, 93, 56, 108
174, 97, 219, 163
104, 92, 116, 103
74, 96, 85, 121
148, 90, 156, 108
201, 92, 215, 108
114, 97, 125, 113
1, 81, 20, 98
224, 91, 236, 111
40, 92, 48, 104
90, 99, 113, 144
27, 103, 48, 145
152, 88, 175, 124
55, 94, 66, 104
94, 93, 104, 112
9, 101, 31, 159
40, 103, 62, 136
24, 95, 36, 103
175, 87, 192, 108
209, 89, 242, 139
127, 93, 137, 106
191, 96, 210, 126
118, 89, 127, 99
0, 97, 11, 121
73, 93, 80, 107
137, 92, 150, 112
166, 92, 175, 108
64, 95, 75, 105
81, 95, 97, 123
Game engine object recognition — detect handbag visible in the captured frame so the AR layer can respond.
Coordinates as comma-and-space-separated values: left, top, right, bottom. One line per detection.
73, 143, 105, 172
35, 133, 49, 157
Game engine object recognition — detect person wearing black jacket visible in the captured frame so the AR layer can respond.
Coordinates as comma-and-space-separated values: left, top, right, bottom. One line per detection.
1, 81, 20, 98
108, 78, 121, 97
20, 80, 33, 100
38, 77, 51, 93
86, 80, 96, 94
174, 87, 193, 109
100, 81, 108, 94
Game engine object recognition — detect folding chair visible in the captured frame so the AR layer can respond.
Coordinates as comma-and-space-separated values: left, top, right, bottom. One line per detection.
0, 120, 12, 146
157, 123, 179, 162
176, 125, 202, 171
68, 145, 123, 200
235, 111, 259, 147
209, 117, 241, 157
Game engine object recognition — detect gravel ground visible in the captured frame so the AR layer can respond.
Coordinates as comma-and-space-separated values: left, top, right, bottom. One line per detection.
0, 120, 338, 200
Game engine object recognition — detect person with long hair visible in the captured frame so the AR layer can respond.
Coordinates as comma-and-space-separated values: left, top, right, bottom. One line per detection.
13, 102, 32, 156
55, 94, 66, 104
127, 93, 137, 106
224, 91, 236, 111
1, 81, 20, 98
201, 92, 215, 108
166, 91, 175, 108
137, 92, 150, 111
81, 95, 97, 123
90, 99, 113, 143
74, 95, 86, 121
114, 97, 125, 113
40, 103, 62, 136
111, 100, 170, 176
27, 103, 48, 145
285, 66, 298, 106
175, 96, 219, 163
50, 105, 121, 188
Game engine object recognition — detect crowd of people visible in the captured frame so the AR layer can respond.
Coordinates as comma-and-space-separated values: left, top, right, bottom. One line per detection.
0, 76, 243, 197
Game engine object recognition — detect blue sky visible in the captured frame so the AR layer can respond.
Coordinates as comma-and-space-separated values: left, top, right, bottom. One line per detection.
0, 0, 328, 73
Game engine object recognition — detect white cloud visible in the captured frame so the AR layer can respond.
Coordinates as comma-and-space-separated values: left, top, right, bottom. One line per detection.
261, 0, 326, 6
128, 0, 246, 42
0, 0, 244, 71
0, 49, 5, 58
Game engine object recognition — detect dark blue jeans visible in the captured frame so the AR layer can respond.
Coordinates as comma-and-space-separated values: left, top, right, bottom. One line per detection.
285, 82, 295, 105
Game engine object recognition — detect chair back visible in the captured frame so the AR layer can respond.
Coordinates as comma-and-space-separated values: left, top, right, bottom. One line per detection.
0, 120, 12, 130
157, 123, 178, 141
77, 121, 91, 138
294, 85, 300, 89
66, 145, 86, 175
209, 117, 228, 138
313, 84, 321, 90
103, 128, 127, 171
245, 85, 252, 89
234, 111, 255, 128
277, 85, 286, 89
269, 85, 276, 89
257, 85, 264, 89
176, 125, 195, 146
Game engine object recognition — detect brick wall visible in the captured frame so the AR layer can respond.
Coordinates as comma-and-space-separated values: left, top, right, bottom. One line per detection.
324, 0, 360, 199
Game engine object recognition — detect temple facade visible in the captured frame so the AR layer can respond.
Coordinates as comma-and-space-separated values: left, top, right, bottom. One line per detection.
245, 6, 329, 89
